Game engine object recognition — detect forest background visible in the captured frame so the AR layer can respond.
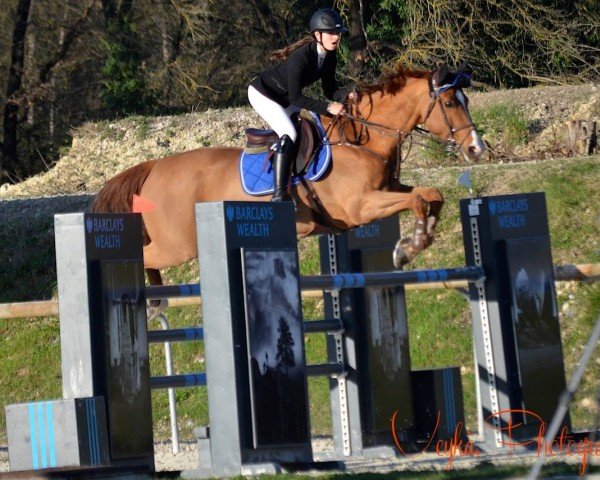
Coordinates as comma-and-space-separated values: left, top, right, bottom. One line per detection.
0, 0, 598, 184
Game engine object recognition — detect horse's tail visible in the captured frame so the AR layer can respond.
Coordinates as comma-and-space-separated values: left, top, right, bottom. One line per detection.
90, 160, 157, 214
90, 160, 164, 291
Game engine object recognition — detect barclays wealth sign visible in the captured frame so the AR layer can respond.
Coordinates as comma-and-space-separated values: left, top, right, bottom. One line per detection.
488, 197, 528, 229
227, 204, 274, 238
86, 216, 125, 249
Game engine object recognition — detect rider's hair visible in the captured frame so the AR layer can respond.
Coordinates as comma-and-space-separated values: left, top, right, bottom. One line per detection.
268, 34, 314, 62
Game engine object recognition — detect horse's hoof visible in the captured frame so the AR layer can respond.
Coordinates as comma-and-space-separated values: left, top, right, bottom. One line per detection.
393, 238, 412, 268
147, 298, 168, 321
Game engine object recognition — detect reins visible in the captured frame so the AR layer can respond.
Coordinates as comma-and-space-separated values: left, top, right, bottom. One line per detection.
324, 110, 407, 180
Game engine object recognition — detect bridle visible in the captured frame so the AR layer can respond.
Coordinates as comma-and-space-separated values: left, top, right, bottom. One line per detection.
424, 72, 478, 156
324, 71, 478, 180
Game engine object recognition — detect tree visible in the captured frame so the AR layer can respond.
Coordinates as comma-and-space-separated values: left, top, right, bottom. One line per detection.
276, 317, 296, 376
100, 0, 155, 115
335, 0, 370, 80
156, 5, 185, 108
161, 0, 318, 109
2, 0, 31, 181
1, 0, 100, 183
396, 0, 599, 87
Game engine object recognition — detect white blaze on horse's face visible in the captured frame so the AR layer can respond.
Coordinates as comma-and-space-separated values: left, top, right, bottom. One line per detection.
456, 90, 485, 160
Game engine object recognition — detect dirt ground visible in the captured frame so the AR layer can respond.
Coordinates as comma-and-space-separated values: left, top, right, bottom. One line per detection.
2, 437, 599, 476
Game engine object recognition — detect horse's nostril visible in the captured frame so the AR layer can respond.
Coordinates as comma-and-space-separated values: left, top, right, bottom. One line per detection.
468, 145, 482, 158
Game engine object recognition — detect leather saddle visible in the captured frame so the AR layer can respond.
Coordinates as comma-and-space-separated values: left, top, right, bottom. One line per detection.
244, 111, 320, 175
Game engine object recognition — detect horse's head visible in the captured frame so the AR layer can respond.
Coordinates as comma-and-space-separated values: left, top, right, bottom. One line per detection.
420, 63, 485, 160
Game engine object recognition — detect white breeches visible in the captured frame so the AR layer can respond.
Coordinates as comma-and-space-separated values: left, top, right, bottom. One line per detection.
248, 85, 300, 143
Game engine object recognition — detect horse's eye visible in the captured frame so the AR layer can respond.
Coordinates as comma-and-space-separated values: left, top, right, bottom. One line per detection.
445, 101, 453, 108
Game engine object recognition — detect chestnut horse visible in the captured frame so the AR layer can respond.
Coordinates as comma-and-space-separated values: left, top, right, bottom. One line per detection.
91, 64, 484, 287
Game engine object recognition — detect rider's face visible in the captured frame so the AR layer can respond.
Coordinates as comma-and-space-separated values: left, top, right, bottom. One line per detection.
316, 31, 341, 51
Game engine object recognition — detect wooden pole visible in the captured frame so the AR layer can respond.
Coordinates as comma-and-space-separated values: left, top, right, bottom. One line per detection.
565, 120, 597, 155
1, 263, 598, 320
0, 299, 59, 319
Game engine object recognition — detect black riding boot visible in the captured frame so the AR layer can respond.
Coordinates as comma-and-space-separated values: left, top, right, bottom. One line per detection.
271, 135, 295, 202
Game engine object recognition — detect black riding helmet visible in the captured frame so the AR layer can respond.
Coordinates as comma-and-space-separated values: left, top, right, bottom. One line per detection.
309, 8, 348, 33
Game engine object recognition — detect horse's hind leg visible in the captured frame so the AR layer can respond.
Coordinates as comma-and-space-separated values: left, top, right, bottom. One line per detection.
146, 267, 167, 321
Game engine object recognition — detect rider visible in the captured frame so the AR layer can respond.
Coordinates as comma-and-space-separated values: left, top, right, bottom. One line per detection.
248, 8, 351, 202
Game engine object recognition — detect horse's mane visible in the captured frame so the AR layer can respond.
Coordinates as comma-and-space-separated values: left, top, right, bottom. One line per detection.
358, 64, 430, 97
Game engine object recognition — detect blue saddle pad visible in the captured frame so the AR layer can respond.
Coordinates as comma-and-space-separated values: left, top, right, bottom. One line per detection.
240, 112, 331, 196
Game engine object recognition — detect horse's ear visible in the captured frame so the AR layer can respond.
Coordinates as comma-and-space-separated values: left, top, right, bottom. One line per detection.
432, 63, 450, 86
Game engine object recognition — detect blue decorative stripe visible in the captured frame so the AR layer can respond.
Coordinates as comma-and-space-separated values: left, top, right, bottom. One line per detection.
45, 403, 56, 467
332, 273, 366, 289
184, 328, 204, 341
85, 399, 93, 465
418, 270, 444, 282
179, 284, 200, 296
443, 370, 456, 435
94, 401, 101, 464
186, 373, 207, 387
89, 399, 100, 465
28, 404, 39, 469
25, 402, 58, 469
37, 404, 47, 468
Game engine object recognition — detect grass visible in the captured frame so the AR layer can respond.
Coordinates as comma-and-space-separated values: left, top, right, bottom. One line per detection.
151, 461, 600, 480
406, 289, 477, 431
471, 103, 529, 147
0, 218, 57, 301
0, 156, 598, 478
151, 461, 600, 479
134, 116, 151, 141
419, 138, 451, 166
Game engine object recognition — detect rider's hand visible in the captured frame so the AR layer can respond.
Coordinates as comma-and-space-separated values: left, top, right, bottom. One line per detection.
327, 102, 346, 116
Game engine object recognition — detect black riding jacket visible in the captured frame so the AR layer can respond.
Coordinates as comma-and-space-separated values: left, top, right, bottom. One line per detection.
250, 41, 349, 116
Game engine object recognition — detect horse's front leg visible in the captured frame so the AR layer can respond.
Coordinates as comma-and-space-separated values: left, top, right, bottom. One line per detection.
408, 186, 445, 247
356, 190, 430, 268
392, 186, 445, 267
